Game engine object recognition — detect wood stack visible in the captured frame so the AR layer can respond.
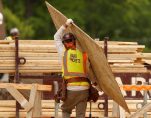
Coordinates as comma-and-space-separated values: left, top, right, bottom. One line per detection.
96, 41, 147, 73
0, 40, 149, 73
0, 40, 61, 73
0, 100, 151, 117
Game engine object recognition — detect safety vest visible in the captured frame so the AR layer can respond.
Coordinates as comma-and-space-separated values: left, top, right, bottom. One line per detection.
4, 36, 13, 40
62, 49, 89, 86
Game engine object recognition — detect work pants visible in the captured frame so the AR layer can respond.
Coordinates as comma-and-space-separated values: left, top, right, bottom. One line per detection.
61, 89, 89, 118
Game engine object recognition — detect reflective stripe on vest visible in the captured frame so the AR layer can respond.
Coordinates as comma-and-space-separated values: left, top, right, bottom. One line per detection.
63, 49, 87, 78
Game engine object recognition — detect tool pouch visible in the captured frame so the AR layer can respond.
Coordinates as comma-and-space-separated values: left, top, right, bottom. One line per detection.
54, 79, 67, 103
88, 84, 99, 102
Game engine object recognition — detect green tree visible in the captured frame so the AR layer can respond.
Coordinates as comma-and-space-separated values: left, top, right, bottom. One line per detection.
2, 0, 151, 51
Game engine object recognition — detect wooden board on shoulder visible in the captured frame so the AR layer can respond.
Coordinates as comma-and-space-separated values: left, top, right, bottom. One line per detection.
45, 1, 129, 113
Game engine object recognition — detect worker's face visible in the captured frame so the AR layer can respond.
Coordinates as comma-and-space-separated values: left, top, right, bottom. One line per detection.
63, 39, 76, 50
11, 33, 19, 39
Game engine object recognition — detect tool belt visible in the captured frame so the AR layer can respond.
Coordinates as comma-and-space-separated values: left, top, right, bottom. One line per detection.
66, 77, 89, 83
54, 77, 88, 103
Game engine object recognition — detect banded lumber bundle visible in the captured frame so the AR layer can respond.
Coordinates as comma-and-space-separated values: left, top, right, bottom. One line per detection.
0, 100, 150, 117
0, 40, 148, 73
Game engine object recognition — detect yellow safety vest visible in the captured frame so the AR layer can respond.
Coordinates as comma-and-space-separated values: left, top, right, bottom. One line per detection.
62, 49, 89, 86
5, 36, 13, 40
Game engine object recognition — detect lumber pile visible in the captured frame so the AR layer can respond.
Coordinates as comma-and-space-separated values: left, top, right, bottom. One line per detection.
0, 40, 61, 73
0, 83, 52, 117
97, 41, 148, 73
0, 100, 151, 117
0, 40, 150, 73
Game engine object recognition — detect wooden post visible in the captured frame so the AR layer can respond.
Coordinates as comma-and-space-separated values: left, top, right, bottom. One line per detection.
54, 81, 59, 118
112, 101, 120, 117
119, 106, 126, 118
26, 84, 38, 118
112, 101, 126, 118
32, 91, 42, 117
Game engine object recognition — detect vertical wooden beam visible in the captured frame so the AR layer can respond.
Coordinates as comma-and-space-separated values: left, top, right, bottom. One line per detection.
112, 101, 126, 118
26, 84, 38, 118
112, 101, 120, 117
119, 106, 126, 118
32, 91, 42, 117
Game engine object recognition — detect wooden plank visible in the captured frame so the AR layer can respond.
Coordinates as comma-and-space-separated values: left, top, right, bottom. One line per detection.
0, 60, 60, 65
0, 49, 57, 53
0, 56, 58, 60
108, 53, 142, 59
129, 103, 151, 118
142, 53, 151, 59
0, 68, 148, 73
19, 40, 55, 45
0, 66, 61, 70
33, 91, 42, 117
0, 41, 145, 56
0, 83, 52, 91
6, 85, 32, 111
0, 69, 61, 73
45, 1, 129, 112
112, 101, 120, 117
143, 59, 151, 64
96, 41, 138, 45
0, 40, 13, 44
26, 84, 38, 117
0, 52, 59, 57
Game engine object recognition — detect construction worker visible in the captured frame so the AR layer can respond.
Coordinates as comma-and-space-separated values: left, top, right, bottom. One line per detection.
54, 19, 90, 118
5, 27, 19, 40
2, 28, 19, 82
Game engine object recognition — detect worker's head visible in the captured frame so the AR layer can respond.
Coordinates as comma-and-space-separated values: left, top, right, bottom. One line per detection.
62, 32, 76, 50
10, 28, 19, 37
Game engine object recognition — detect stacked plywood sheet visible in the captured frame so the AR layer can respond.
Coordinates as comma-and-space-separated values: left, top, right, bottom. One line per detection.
0, 40, 149, 73
0, 100, 150, 117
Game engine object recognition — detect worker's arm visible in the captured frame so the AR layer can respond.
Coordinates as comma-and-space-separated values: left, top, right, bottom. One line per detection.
54, 26, 65, 62
54, 19, 73, 62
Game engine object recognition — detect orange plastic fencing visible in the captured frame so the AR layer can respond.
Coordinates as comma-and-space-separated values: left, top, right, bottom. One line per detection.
120, 85, 151, 91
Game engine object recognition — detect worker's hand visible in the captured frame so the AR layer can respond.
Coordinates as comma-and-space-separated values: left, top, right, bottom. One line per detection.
65, 19, 73, 28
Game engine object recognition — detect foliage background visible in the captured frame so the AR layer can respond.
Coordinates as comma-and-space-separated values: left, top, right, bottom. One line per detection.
2, 0, 151, 51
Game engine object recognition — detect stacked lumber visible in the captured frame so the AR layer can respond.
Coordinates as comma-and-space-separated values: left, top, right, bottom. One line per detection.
95, 41, 147, 73
0, 40, 149, 73
0, 100, 151, 117
0, 40, 61, 73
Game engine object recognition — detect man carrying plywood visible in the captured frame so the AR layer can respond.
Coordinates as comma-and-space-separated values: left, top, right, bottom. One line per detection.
54, 19, 99, 118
